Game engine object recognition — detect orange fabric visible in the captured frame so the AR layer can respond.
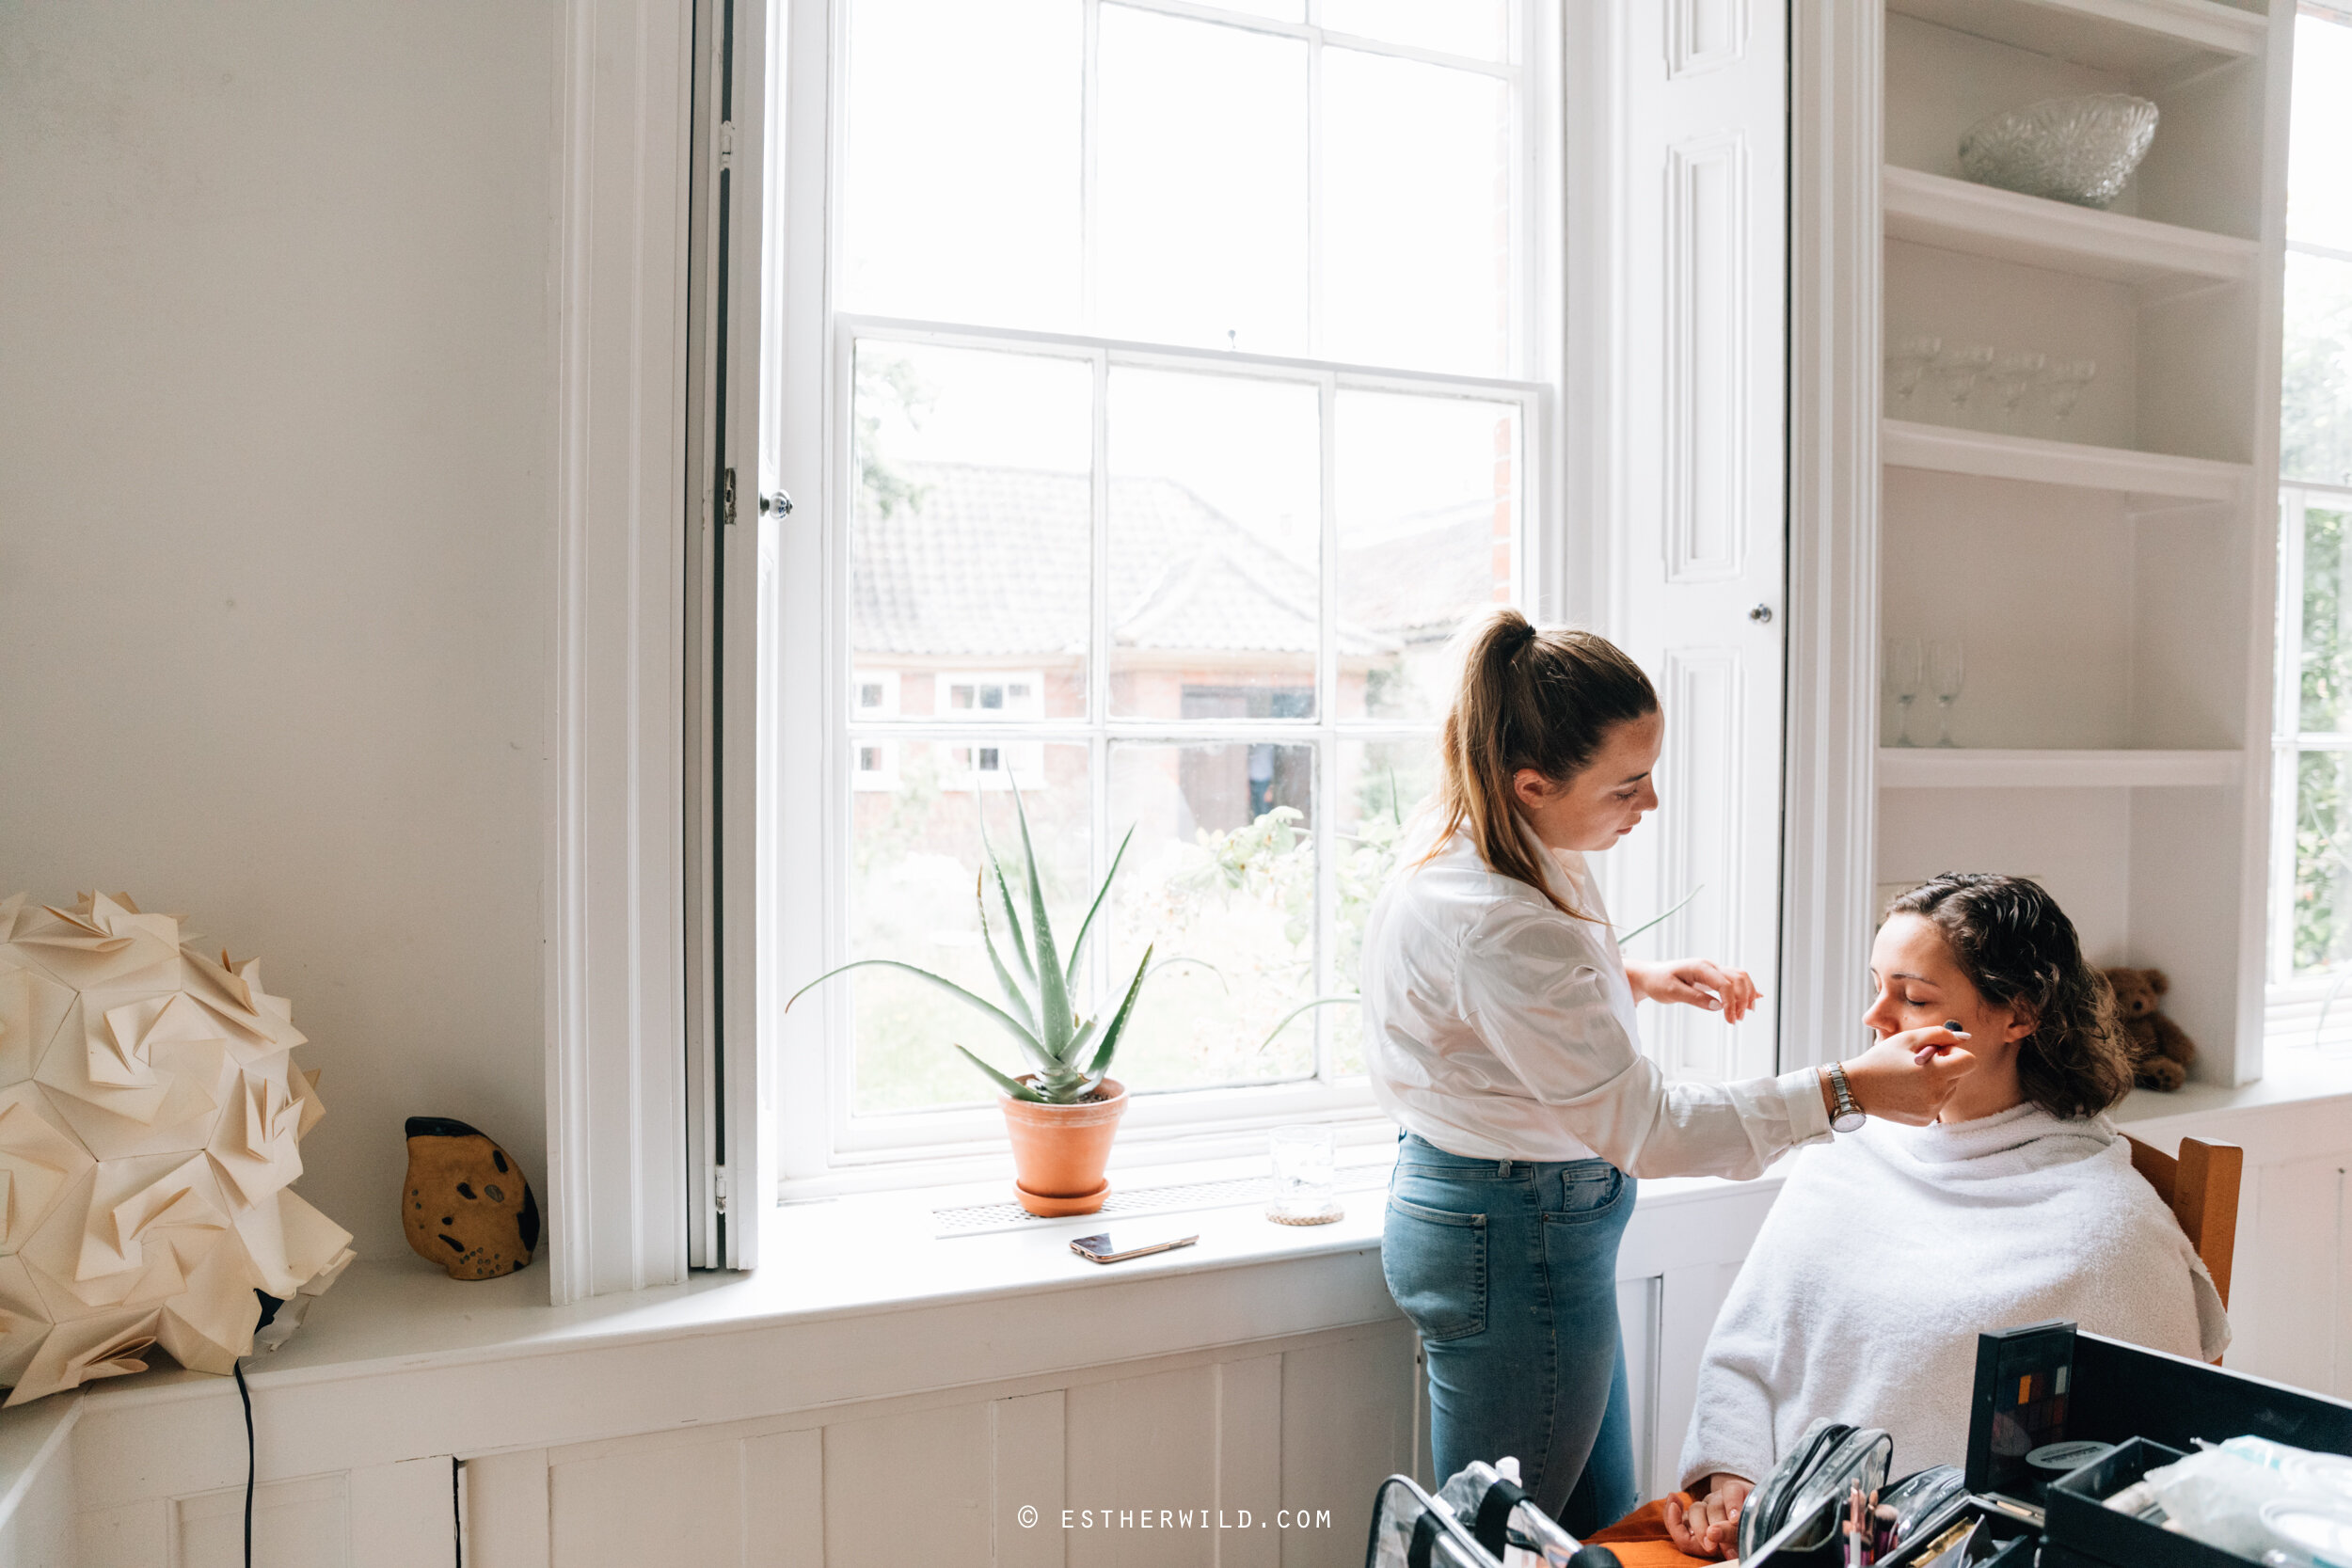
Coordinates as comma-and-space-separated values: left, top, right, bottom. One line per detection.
1582, 1496, 1718, 1567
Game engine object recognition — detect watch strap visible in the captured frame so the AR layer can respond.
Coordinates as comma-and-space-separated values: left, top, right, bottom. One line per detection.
1827, 1061, 1865, 1130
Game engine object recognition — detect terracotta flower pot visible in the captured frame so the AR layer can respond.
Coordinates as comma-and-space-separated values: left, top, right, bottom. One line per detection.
1001, 1078, 1127, 1217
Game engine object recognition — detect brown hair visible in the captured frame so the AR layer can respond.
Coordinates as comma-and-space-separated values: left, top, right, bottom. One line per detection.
1430, 608, 1659, 918
1883, 874, 2132, 1119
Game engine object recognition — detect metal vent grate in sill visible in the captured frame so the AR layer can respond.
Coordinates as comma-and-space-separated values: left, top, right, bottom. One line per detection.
934, 1164, 1393, 1239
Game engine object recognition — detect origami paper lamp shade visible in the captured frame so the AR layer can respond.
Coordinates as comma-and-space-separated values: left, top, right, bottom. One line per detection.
0, 893, 354, 1404
401, 1118, 537, 1279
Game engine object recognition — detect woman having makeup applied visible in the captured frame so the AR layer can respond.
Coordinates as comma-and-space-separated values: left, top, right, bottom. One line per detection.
1581, 875, 2230, 1565
1360, 610, 1982, 1537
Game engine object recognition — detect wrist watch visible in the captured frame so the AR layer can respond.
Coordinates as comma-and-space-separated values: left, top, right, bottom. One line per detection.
1825, 1061, 1867, 1133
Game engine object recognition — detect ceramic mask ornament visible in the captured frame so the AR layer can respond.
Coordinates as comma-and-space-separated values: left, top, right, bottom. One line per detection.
401, 1117, 539, 1279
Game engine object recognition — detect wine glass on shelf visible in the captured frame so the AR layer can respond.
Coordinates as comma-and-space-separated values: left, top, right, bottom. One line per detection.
1936, 345, 1996, 407
1886, 637, 1924, 748
1930, 640, 1965, 748
1985, 354, 2047, 423
2045, 359, 2097, 422
1886, 336, 1942, 404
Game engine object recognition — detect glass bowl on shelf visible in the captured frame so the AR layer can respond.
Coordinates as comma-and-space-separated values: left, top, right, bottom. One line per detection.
1957, 94, 2158, 209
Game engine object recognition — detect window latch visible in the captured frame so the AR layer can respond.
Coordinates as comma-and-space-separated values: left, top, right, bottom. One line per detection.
760, 489, 793, 516
713, 1166, 730, 1213
722, 467, 738, 527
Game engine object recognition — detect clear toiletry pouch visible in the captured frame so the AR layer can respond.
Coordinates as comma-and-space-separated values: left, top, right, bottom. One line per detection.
1739, 1419, 1897, 1561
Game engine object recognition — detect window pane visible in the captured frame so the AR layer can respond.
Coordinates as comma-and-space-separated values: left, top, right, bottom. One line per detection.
1107, 368, 1321, 719
1107, 742, 1317, 1090
1320, 0, 1509, 62
1335, 390, 1518, 721
1327, 736, 1442, 1075
2296, 748, 2352, 977
2290, 11, 2352, 255
848, 742, 1091, 1114
2302, 508, 2352, 734
1097, 8, 1309, 355
1321, 50, 1511, 375
840, 0, 1081, 330
2284, 253, 2352, 489
852, 341, 1092, 719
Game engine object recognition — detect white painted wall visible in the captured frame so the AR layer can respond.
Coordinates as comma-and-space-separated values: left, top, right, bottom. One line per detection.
0, 3, 562, 1261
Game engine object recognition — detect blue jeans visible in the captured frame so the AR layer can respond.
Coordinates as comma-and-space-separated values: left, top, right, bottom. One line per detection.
1381, 1132, 1640, 1537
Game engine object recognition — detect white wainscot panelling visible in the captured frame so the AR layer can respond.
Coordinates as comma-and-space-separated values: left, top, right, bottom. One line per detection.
455, 1323, 1418, 1568
81, 1457, 455, 1568
1657, 650, 1748, 1079
1666, 132, 1750, 584
1669, 0, 1748, 79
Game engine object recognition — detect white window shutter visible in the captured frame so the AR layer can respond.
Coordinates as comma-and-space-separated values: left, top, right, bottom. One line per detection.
1607, 0, 1788, 1083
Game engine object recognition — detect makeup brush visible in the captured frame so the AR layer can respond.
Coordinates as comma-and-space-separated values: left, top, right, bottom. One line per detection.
1915, 1019, 1974, 1065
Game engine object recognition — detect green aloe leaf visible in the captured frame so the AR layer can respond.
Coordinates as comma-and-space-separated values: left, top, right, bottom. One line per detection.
1061, 1011, 1102, 1070
1085, 943, 1153, 1079
1617, 884, 1703, 948
977, 874, 1040, 1037
786, 958, 1055, 1075
1063, 825, 1135, 989
1253, 993, 1361, 1053
954, 1044, 1048, 1103
1009, 778, 1074, 1054
979, 811, 1036, 985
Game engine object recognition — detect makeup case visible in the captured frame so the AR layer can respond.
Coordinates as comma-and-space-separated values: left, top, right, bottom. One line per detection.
1742, 1321, 2352, 1567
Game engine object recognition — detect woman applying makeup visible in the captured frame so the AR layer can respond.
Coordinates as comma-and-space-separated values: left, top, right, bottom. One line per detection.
1360, 610, 1981, 1536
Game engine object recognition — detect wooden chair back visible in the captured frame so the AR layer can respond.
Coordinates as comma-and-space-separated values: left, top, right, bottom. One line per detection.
2124, 1133, 2245, 1309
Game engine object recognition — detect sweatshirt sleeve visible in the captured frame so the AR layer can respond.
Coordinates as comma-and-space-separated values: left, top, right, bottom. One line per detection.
1677, 1264, 1785, 1490
1453, 904, 1833, 1180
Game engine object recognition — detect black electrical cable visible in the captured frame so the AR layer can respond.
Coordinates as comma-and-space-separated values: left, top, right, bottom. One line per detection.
234, 1358, 254, 1568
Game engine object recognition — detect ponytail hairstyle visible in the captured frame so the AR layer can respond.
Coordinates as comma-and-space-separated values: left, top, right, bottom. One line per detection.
1429, 608, 1660, 918
1883, 874, 2132, 1120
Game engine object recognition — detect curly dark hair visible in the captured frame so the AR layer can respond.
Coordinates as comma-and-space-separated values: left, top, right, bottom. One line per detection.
1883, 873, 2131, 1120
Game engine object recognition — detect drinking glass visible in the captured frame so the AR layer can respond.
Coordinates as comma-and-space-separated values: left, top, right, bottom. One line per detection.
1885, 638, 1923, 748
1266, 1124, 1342, 1225
1930, 640, 1965, 748
1985, 353, 2047, 419
2045, 359, 2097, 420
1885, 336, 1942, 403
1934, 345, 1995, 407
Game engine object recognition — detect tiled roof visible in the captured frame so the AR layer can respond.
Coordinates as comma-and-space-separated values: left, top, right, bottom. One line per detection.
851, 463, 1401, 659
1340, 499, 1509, 644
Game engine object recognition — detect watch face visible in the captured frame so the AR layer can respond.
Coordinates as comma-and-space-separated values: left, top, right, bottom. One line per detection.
1833, 1109, 1867, 1133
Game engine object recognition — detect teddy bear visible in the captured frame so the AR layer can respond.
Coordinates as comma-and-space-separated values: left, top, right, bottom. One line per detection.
2104, 967, 2197, 1091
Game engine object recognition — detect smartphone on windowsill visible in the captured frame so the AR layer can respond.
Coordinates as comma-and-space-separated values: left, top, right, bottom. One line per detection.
1070, 1232, 1199, 1265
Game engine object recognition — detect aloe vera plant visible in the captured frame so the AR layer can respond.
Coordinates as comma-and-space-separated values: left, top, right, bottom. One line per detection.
785, 782, 1151, 1105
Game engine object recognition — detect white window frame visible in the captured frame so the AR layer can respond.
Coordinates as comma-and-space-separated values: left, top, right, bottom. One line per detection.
772, 0, 1565, 1189
2268, 481, 2352, 1031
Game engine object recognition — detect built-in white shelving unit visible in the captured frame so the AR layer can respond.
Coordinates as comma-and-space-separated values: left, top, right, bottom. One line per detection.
1878, 749, 2245, 788
1886, 0, 2264, 76
1881, 418, 2249, 505
1883, 166, 2259, 290
1874, 0, 2288, 1084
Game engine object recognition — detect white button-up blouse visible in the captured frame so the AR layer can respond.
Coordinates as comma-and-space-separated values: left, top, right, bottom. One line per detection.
1360, 824, 1833, 1176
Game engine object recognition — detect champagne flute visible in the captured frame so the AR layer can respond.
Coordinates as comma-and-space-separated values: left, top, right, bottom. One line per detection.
1930, 640, 1965, 748
1886, 638, 1923, 748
